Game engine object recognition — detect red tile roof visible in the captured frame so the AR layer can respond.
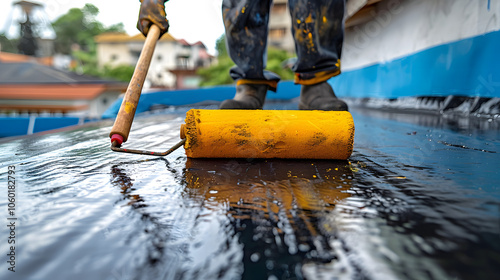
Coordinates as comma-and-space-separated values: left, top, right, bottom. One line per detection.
0, 52, 52, 66
0, 84, 122, 100
95, 32, 177, 43
0, 104, 89, 113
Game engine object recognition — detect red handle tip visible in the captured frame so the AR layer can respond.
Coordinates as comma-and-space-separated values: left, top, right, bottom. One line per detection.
111, 134, 124, 147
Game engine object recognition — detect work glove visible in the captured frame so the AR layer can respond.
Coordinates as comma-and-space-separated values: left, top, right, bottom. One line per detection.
137, 0, 170, 37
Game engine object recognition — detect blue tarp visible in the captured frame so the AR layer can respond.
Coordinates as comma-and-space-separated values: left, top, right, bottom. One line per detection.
102, 81, 302, 119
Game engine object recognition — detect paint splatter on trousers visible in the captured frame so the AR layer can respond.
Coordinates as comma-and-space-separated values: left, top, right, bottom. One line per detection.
222, 0, 345, 89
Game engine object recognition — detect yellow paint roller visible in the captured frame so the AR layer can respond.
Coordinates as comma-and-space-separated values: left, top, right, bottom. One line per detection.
111, 108, 354, 160
181, 109, 354, 160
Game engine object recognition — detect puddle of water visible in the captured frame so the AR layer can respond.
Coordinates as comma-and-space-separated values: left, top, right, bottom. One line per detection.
0, 107, 499, 280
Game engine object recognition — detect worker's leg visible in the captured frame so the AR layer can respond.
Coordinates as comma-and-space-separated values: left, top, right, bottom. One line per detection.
289, 0, 348, 110
220, 0, 280, 109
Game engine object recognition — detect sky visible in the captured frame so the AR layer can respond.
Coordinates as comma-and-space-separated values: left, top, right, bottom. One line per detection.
0, 0, 225, 54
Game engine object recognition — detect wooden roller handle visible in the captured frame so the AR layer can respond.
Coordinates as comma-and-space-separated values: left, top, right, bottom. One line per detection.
109, 24, 161, 144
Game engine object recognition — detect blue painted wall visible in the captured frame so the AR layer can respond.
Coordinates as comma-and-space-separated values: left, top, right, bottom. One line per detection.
33, 118, 81, 134
331, 30, 500, 99
0, 117, 81, 138
0, 118, 30, 138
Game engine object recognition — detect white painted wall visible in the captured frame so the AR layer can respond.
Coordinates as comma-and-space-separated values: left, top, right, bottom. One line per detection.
146, 41, 177, 88
96, 36, 213, 88
269, 0, 295, 53
1, 91, 122, 118
97, 43, 132, 68
342, 0, 500, 70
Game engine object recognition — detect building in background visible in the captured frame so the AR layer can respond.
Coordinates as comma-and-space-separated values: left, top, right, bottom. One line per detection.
0, 55, 127, 137
0, 58, 126, 118
268, 0, 295, 53
95, 33, 214, 89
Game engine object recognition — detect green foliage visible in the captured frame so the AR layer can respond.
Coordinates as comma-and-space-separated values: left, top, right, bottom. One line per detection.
197, 35, 233, 86
197, 55, 234, 87
52, 4, 97, 53
101, 64, 135, 82
265, 47, 295, 81
72, 49, 100, 76
51, 3, 129, 81
215, 35, 227, 57
72, 49, 134, 82
197, 34, 295, 86
52, 4, 125, 54
106, 23, 126, 33
0, 33, 18, 53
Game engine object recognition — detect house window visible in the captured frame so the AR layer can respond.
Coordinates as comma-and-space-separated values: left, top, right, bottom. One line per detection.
272, 3, 287, 14
269, 28, 286, 40
157, 54, 162, 61
110, 54, 118, 61
130, 51, 141, 61
176, 56, 189, 68
195, 59, 204, 68
184, 76, 200, 88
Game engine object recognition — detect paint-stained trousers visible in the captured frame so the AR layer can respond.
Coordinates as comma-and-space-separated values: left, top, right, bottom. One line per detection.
222, 0, 345, 91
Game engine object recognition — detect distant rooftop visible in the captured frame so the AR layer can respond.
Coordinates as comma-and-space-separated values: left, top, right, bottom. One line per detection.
0, 61, 123, 85
13, 0, 42, 9
94, 32, 207, 50
94, 32, 177, 43
0, 52, 51, 65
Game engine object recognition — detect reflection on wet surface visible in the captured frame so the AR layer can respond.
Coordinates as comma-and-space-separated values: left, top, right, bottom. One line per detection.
1, 106, 499, 280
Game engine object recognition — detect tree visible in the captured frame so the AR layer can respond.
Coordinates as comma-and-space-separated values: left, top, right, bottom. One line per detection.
265, 48, 295, 81
215, 34, 227, 57
51, 3, 130, 81
197, 35, 233, 86
197, 55, 235, 87
52, 4, 125, 54
102, 64, 135, 82
52, 4, 98, 54
0, 34, 18, 53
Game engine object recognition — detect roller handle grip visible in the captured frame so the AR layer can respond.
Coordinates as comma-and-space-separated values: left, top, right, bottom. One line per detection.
109, 24, 162, 144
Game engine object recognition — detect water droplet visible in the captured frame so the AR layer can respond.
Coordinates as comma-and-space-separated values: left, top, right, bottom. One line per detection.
250, 252, 260, 262
298, 243, 310, 252
266, 260, 274, 270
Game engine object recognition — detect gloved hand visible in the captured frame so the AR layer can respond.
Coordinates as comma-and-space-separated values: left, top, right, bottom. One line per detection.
137, 0, 170, 37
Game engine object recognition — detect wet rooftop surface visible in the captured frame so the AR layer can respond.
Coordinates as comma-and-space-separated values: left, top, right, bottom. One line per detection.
1, 104, 499, 280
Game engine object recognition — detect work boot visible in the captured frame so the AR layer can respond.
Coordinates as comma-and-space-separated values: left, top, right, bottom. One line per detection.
299, 82, 348, 111
219, 84, 268, 109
